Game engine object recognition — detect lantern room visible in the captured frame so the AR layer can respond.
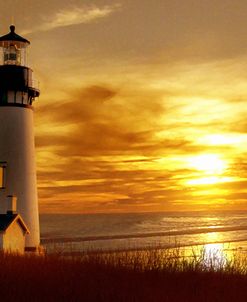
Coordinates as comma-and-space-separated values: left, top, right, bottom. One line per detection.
0, 25, 40, 106
0, 25, 30, 67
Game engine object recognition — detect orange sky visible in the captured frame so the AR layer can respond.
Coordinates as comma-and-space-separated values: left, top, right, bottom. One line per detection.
1, 0, 247, 213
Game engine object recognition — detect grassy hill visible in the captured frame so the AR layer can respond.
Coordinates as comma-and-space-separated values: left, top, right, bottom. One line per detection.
1, 248, 247, 301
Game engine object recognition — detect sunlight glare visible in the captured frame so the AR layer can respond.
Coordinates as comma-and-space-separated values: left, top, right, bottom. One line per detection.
187, 154, 227, 175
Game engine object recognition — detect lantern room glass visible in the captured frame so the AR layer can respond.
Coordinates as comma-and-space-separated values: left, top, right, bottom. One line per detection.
0, 41, 28, 67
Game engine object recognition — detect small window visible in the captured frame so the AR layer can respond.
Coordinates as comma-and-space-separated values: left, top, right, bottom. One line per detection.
0, 162, 6, 189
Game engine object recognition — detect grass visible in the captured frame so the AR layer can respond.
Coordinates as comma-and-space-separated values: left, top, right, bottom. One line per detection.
1, 247, 247, 301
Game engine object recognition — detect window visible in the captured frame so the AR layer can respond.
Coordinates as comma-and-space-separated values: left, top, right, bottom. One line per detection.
0, 162, 6, 189
3, 44, 21, 66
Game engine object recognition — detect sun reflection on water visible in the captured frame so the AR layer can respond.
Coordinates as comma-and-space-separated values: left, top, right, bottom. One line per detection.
200, 225, 230, 266
203, 242, 228, 268
185, 229, 235, 268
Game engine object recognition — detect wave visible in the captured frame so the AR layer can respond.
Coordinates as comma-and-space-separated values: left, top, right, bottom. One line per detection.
41, 225, 247, 244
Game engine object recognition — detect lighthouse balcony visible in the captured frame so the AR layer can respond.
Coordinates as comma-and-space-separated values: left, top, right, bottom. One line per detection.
29, 79, 40, 97
0, 65, 40, 100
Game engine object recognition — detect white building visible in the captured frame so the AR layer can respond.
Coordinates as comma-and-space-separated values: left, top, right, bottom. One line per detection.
0, 196, 29, 254
0, 25, 40, 252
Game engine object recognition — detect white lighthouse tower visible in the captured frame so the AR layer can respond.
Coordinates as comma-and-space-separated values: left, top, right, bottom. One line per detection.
0, 25, 40, 251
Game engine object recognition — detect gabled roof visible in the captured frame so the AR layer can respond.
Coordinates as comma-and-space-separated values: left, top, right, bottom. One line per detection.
0, 214, 30, 234
0, 25, 30, 44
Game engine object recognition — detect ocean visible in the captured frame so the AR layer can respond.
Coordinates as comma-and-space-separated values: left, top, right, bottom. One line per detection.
40, 211, 247, 255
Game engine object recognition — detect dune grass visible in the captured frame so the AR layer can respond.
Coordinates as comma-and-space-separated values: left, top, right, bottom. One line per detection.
1, 247, 247, 301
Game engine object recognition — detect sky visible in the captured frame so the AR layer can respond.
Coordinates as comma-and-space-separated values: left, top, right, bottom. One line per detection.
1, 0, 247, 213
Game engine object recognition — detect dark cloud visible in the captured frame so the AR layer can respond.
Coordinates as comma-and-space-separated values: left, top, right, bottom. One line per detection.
36, 85, 117, 122
35, 84, 186, 157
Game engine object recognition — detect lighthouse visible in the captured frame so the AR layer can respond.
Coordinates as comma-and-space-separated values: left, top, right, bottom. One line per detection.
0, 25, 40, 251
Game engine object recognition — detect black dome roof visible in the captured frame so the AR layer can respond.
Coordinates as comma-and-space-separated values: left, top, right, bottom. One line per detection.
0, 25, 30, 44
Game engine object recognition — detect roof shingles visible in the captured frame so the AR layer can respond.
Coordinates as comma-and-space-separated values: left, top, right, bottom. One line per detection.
0, 214, 29, 233
0, 214, 18, 231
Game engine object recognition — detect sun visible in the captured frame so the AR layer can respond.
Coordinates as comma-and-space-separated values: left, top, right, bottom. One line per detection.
187, 154, 227, 175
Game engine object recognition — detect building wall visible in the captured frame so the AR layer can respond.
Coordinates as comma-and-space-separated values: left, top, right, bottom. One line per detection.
0, 106, 40, 248
3, 222, 25, 254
